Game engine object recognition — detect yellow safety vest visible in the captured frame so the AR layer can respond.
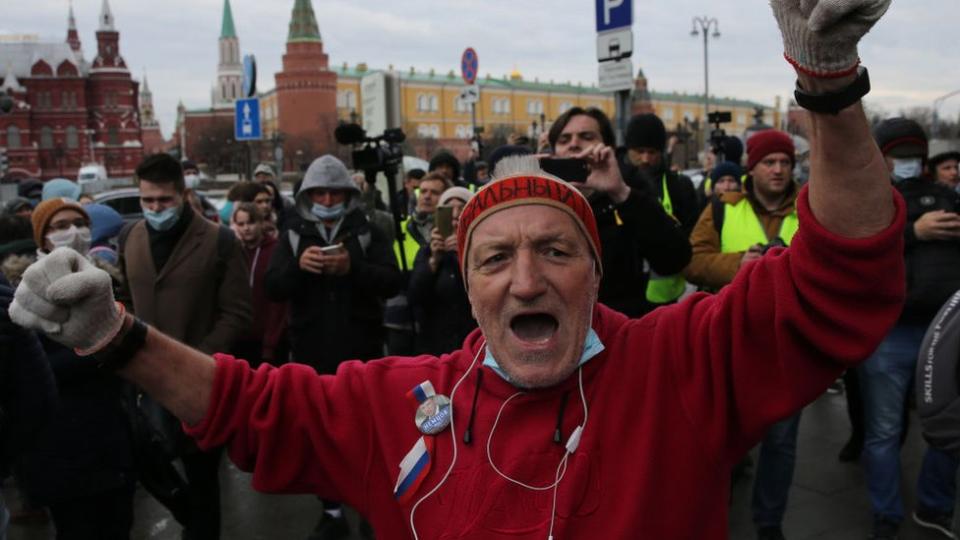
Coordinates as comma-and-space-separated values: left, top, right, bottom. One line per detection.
393, 217, 422, 271
719, 197, 799, 253
645, 174, 687, 304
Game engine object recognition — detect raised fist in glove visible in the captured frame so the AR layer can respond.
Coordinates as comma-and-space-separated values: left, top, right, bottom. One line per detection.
8, 247, 124, 355
771, 0, 891, 77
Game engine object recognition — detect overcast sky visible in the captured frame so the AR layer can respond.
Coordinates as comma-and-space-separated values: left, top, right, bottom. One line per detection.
5, 0, 958, 139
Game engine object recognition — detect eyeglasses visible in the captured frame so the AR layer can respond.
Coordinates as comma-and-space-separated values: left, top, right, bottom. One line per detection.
48, 217, 89, 231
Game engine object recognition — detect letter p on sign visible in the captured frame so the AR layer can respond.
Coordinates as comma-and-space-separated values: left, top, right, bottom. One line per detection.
603, 0, 624, 25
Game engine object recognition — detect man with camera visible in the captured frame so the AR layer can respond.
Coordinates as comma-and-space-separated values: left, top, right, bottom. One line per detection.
547, 106, 692, 317
684, 129, 800, 539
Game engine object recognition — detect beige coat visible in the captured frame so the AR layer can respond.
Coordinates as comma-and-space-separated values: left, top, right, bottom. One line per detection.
120, 210, 252, 355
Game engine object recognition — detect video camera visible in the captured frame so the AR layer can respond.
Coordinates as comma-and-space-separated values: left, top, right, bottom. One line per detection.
333, 123, 406, 174
707, 111, 732, 162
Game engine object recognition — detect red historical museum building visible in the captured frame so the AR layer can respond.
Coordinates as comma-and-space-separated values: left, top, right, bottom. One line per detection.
0, 1, 147, 180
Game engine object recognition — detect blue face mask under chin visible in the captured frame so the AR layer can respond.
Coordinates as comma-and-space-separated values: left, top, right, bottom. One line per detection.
311, 202, 345, 221
144, 206, 181, 231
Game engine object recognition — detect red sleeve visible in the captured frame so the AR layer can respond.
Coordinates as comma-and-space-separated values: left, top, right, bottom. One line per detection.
654, 186, 906, 466
183, 355, 375, 507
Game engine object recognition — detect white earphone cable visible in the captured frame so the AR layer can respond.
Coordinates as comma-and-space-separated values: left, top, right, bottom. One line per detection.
408, 339, 486, 540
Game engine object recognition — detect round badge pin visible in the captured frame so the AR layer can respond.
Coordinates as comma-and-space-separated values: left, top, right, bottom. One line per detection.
415, 394, 452, 435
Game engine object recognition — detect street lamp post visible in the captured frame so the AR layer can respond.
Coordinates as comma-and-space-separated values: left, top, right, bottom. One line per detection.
932, 89, 960, 137
691, 17, 721, 126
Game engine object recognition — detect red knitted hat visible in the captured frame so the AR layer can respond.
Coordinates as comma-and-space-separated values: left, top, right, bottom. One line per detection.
747, 130, 796, 171
456, 173, 602, 282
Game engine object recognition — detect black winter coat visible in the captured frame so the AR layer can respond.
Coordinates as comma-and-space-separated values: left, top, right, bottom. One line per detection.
591, 173, 693, 318
898, 177, 960, 323
15, 338, 135, 504
265, 209, 402, 373
0, 276, 57, 478
408, 247, 477, 356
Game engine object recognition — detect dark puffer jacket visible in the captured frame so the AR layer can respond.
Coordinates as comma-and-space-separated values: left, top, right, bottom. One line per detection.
408, 248, 477, 356
898, 177, 960, 323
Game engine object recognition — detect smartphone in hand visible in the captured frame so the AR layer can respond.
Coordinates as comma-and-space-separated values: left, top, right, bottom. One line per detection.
319, 243, 345, 254
539, 157, 590, 183
435, 207, 454, 238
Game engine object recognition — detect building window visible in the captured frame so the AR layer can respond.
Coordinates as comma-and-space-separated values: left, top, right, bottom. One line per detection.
417, 124, 440, 139
428, 95, 439, 112
66, 126, 79, 149
345, 90, 356, 109
559, 102, 573, 114
40, 126, 54, 149
454, 97, 470, 113
492, 98, 511, 115
6, 125, 20, 149
417, 94, 428, 112
736, 113, 746, 125
526, 99, 543, 116
662, 108, 675, 122
107, 126, 120, 145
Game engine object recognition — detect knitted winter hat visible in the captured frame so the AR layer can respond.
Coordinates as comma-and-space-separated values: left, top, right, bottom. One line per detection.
712, 161, 743, 184
929, 151, 960, 169
625, 113, 667, 152
457, 155, 601, 283
254, 163, 276, 178
439, 186, 473, 207
41, 178, 82, 201
31, 197, 89, 247
874, 118, 928, 159
717, 136, 744, 164
429, 151, 461, 181
747, 130, 796, 171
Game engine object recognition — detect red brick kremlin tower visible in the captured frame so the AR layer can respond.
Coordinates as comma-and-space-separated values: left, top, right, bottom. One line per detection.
274, 0, 338, 157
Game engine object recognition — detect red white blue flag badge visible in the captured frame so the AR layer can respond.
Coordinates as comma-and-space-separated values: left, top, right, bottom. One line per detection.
394, 435, 434, 504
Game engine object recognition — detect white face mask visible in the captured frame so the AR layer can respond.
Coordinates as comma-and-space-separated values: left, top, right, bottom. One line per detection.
46, 225, 92, 254
184, 174, 201, 189
892, 158, 923, 182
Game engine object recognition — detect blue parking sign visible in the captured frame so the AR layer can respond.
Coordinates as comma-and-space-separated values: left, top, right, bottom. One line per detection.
235, 98, 261, 141
595, 0, 632, 33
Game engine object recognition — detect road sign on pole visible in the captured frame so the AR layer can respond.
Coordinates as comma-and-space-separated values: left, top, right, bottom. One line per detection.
235, 98, 261, 141
242, 54, 257, 98
595, 0, 634, 145
595, 0, 632, 32
459, 84, 480, 104
461, 47, 478, 85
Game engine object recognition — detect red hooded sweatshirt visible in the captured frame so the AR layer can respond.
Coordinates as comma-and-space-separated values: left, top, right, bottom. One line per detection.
186, 188, 906, 539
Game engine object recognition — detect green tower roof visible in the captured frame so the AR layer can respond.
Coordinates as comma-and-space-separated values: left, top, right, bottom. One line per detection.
287, 0, 321, 43
220, 0, 237, 39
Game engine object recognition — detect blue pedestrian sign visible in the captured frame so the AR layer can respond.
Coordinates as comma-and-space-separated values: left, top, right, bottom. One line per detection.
595, 0, 632, 33
235, 98, 261, 141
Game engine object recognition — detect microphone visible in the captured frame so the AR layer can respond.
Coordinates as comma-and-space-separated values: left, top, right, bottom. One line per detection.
334, 123, 367, 145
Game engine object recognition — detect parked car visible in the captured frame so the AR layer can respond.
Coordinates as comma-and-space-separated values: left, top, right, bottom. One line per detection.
92, 188, 142, 223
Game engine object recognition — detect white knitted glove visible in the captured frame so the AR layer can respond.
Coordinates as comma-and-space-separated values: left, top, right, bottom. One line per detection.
8, 247, 124, 355
771, 0, 890, 77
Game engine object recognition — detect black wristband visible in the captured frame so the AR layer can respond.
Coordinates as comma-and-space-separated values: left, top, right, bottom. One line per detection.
96, 316, 148, 371
794, 66, 870, 115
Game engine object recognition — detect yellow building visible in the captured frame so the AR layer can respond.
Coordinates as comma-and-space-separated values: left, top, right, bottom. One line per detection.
329, 63, 781, 146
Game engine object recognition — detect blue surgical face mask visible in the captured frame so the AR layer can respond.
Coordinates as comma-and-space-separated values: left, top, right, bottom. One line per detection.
892, 158, 923, 182
143, 205, 182, 231
483, 328, 605, 383
311, 202, 345, 221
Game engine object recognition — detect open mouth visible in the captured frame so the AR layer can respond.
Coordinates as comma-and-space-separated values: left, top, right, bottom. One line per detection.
510, 313, 559, 343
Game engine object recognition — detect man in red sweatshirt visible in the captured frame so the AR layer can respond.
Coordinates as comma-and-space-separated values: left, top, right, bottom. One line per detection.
10, 1, 901, 538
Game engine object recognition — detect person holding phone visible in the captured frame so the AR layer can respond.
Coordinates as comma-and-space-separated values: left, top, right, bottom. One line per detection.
547, 106, 692, 317
408, 187, 477, 355
263, 155, 403, 537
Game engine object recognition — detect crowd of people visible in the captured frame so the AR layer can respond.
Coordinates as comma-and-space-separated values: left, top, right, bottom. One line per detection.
1, 2, 960, 538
